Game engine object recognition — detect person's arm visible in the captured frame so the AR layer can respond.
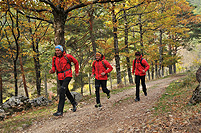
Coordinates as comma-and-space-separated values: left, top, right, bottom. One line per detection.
49, 56, 56, 74
132, 60, 135, 75
103, 60, 113, 74
142, 59, 150, 72
67, 54, 79, 76
91, 61, 95, 77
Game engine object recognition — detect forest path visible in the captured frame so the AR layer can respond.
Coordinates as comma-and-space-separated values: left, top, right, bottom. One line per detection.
22, 74, 185, 133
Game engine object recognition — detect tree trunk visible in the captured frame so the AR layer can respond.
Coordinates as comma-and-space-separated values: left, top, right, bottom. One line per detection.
13, 11, 20, 96
33, 54, 41, 96
139, 14, 144, 55
158, 29, 163, 77
112, 3, 121, 84
0, 69, 2, 104
28, 18, 41, 96
123, 4, 133, 84
173, 63, 176, 74
168, 44, 173, 74
53, 10, 67, 49
147, 69, 150, 80
151, 61, 154, 80
19, 56, 29, 98
155, 60, 158, 79
88, 5, 96, 56
14, 59, 18, 96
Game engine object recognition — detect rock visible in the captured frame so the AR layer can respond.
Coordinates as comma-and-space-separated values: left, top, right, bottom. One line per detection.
22, 124, 29, 129
189, 66, 201, 105
68, 92, 82, 103
30, 96, 49, 107
16, 127, 23, 131
189, 85, 201, 105
0, 108, 5, 120
0, 96, 49, 121
2, 96, 31, 112
196, 66, 201, 83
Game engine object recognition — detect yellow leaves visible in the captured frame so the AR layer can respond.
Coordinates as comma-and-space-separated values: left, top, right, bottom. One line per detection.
104, 21, 113, 27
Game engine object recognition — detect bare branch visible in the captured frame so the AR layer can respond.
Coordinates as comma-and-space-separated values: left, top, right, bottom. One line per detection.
17, 10, 53, 24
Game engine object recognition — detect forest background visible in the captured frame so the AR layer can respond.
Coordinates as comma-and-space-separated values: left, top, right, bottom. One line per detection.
0, 0, 201, 103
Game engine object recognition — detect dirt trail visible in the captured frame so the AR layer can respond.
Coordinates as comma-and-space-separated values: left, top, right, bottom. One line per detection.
23, 74, 185, 133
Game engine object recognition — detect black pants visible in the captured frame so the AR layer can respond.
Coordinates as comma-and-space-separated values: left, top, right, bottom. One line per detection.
135, 75, 147, 98
95, 79, 110, 104
57, 77, 76, 113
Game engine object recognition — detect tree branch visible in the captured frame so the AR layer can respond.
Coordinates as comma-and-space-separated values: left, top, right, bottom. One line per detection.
17, 10, 53, 24
65, 0, 123, 14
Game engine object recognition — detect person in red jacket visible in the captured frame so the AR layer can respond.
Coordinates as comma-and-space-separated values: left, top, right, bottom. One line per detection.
132, 51, 150, 102
91, 52, 113, 107
49, 45, 79, 116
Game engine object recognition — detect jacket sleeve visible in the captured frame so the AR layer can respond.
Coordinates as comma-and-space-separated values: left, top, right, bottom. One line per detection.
132, 60, 135, 74
104, 60, 113, 74
67, 54, 79, 74
51, 56, 56, 73
142, 59, 150, 72
92, 61, 95, 75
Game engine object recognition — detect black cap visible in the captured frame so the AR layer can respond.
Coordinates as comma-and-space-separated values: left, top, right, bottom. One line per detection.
135, 51, 141, 56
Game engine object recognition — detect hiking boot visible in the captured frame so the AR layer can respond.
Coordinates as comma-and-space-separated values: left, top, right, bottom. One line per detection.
135, 98, 140, 102
53, 112, 63, 116
144, 92, 147, 96
95, 103, 102, 108
72, 102, 77, 112
107, 93, 111, 99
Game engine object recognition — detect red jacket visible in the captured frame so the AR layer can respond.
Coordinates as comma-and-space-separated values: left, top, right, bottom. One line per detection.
132, 56, 150, 76
92, 57, 113, 80
51, 52, 79, 80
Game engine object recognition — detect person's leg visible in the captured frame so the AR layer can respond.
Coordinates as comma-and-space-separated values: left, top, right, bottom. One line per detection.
62, 77, 77, 112
100, 80, 110, 99
135, 75, 140, 101
141, 76, 147, 96
62, 77, 76, 105
53, 80, 65, 116
95, 79, 101, 107
57, 78, 72, 113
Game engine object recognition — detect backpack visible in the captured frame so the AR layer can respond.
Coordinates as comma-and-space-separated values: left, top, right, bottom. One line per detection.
134, 58, 146, 68
53, 54, 71, 74
93, 60, 110, 77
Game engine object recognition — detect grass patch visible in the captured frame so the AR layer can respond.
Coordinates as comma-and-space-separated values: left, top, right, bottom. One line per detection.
111, 85, 134, 94
146, 72, 201, 132
0, 102, 74, 133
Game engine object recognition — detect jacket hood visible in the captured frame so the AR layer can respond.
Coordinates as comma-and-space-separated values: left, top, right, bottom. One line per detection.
62, 51, 66, 55
101, 55, 105, 60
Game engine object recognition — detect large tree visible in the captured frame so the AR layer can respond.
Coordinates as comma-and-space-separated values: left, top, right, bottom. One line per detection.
2, 0, 125, 49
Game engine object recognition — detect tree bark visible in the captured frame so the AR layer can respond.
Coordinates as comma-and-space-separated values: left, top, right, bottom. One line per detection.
123, 4, 133, 84
158, 29, 163, 77
28, 18, 42, 96
88, 5, 96, 56
168, 44, 173, 74
13, 11, 20, 96
155, 60, 158, 79
33, 51, 41, 96
53, 9, 67, 49
0, 68, 2, 104
112, 3, 122, 84
19, 56, 29, 98
151, 61, 154, 80
139, 14, 144, 55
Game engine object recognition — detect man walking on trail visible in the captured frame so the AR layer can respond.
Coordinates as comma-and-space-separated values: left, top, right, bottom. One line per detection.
91, 52, 113, 107
49, 45, 79, 116
132, 51, 150, 102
